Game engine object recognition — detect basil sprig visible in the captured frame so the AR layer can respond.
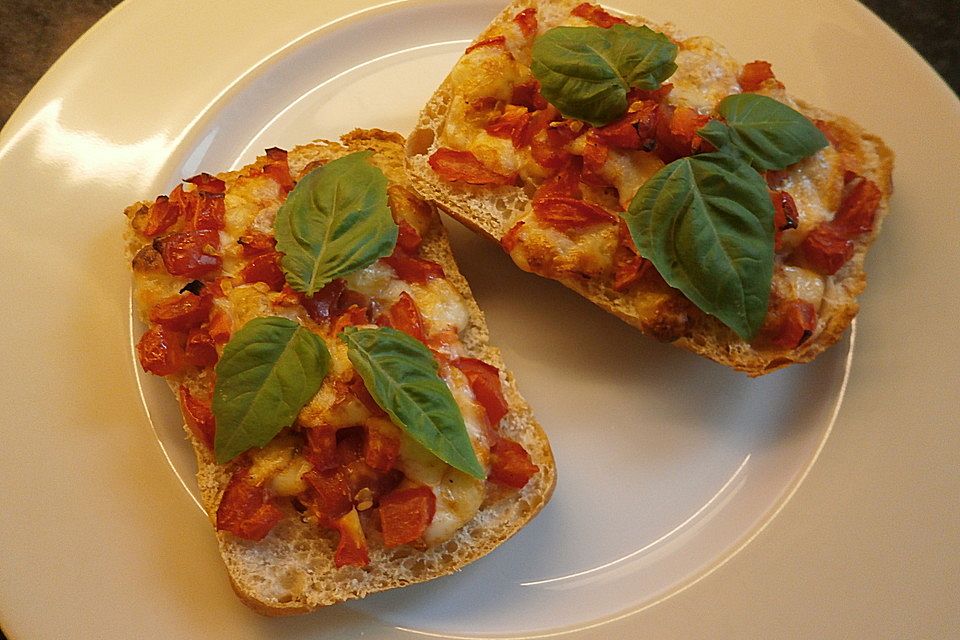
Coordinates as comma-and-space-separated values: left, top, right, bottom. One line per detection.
530, 25, 678, 126
624, 153, 774, 339
697, 94, 829, 170
274, 151, 397, 296
341, 326, 485, 479
212, 317, 331, 464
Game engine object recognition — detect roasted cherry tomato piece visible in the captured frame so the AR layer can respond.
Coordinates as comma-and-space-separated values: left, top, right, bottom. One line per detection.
465, 35, 507, 54
382, 254, 445, 284
738, 60, 783, 92
396, 220, 423, 253
514, 7, 538, 37
379, 291, 426, 342
142, 195, 180, 237
136, 324, 186, 376
216, 468, 284, 541
240, 252, 286, 291
770, 190, 799, 251
303, 468, 353, 526
489, 438, 539, 489
303, 427, 338, 471
572, 2, 627, 27
454, 357, 509, 427
800, 224, 855, 275
379, 486, 437, 548
184, 172, 226, 194
532, 196, 615, 231
154, 230, 222, 278
834, 177, 881, 235
769, 299, 818, 349
363, 417, 402, 473
148, 291, 213, 331
178, 385, 215, 450
428, 148, 517, 186
237, 231, 277, 257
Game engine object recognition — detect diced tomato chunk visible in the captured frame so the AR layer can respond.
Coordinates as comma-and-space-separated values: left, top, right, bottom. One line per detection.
304, 427, 338, 471
530, 126, 577, 170
532, 196, 615, 231
761, 299, 818, 349
396, 220, 423, 253
237, 231, 277, 257
188, 192, 226, 232
382, 254, 445, 284
207, 309, 232, 344
379, 486, 437, 548
240, 252, 286, 291
184, 327, 219, 368
571, 2, 627, 27
454, 357, 509, 427
511, 79, 549, 111
216, 468, 284, 541
300, 279, 354, 324
800, 224, 855, 275
429, 148, 517, 186
593, 114, 642, 150
655, 106, 711, 162
465, 35, 507, 54
533, 161, 583, 202
148, 291, 212, 331
258, 147, 295, 194
333, 508, 370, 567
363, 417, 401, 473
739, 60, 783, 92
184, 172, 226, 194
489, 438, 538, 489
136, 325, 185, 376
485, 106, 532, 148
143, 195, 180, 237
379, 291, 426, 342
154, 230, 222, 278
303, 468, 353, 526
770, 190, 799, 251
514, 8, 538, 37
834, 177, 881, 235
178, 385, 215, 450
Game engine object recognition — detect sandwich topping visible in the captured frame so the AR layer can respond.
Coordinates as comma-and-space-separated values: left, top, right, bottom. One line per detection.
129, 145, 538, 567
428, 2, 882, 349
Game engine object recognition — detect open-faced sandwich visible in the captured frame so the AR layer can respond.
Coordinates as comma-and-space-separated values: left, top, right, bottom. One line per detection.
125, 129, 556, 614
405, 0, 893, 376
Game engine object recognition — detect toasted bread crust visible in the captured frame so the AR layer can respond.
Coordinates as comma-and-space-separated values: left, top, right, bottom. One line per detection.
127, 129, 555, 614
404, 0, 894, 376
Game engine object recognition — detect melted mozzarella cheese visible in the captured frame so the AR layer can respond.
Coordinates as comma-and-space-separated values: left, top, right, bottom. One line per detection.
599, 149, 665, 208
450, 45, 521, 102
669, 37, 741, 112
781, 265, 826, 310
411, 278, 471, 335
423, 468, 486, 546
344, 262, 412, 306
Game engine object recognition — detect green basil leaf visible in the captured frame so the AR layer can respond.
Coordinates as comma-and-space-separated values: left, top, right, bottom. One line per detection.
624, 152, 774, 339
341, 326, 485, 479
697, 94, 829, 171
531, 24, 678, 126
274, 151, 398, 295
213, 317, 330, 464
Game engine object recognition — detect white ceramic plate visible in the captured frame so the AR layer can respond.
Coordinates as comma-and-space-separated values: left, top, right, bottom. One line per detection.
1, 1, 957, 638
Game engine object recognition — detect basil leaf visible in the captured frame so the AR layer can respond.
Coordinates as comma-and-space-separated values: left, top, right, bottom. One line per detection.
213, 317, 330, 464
531, 25, 677, 126
624, 152, 774, 339
697, 94, 829, 171
341, 326, 485, 479
274, 151, 398, 296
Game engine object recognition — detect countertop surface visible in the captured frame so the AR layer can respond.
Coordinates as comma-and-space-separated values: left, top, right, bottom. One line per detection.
0, 1, 956, 639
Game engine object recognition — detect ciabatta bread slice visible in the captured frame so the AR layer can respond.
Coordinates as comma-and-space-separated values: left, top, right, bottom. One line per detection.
126, 129, 555, 614
405, 0, 893, 376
